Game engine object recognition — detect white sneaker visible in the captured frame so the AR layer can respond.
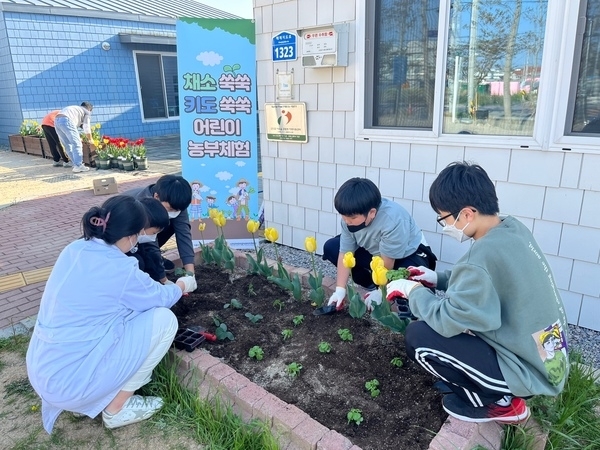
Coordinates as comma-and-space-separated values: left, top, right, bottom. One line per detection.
72, 164, 90, 173
63, 161, 73, 168
52, 161, 62, 167
102, 395, 163, 429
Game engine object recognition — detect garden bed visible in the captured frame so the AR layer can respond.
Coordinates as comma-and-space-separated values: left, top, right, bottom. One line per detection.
170, 263, 446, 450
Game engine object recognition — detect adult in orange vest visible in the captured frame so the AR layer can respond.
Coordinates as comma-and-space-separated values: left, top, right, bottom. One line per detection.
41, 110, 71, 167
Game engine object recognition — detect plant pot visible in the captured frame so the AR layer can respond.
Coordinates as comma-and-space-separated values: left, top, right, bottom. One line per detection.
40, 138, 53, 159
135, 157, 148, 170
122, 160, 134, 171
97, 159, 111, 170
110, 158, 119, 169
173, 328, 205, 352
82, 143, 96, 167
8, 135, 26, 153
23, 136, 45, 157
118, 159, 124, 170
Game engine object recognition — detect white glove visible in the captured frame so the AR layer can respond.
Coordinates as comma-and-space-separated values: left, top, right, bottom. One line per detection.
386, 279, 420, 301
327, 287, 346, 308
364, 289, 382, 311
407, 266, 438, 288
177, 275, 197, 293
163, 280, 175, 285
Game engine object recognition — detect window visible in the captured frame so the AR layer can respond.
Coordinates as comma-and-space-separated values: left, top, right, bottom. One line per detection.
135, 52, 179, 120
371, 0, 440, 129
367, 0, 549, 136
569, 0, 600, 133
443, 0, 548, 136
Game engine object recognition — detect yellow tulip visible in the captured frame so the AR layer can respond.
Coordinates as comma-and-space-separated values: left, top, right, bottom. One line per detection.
212, 215, 226, 228
247, 219, 260, 234
208, 209, 219, 219
372, 266, 388, 286
304, 236, 317, 253
370, 256, 385, 271
264, 227, 279, 242
198, 222, 206, 232
342, 251, 356, 269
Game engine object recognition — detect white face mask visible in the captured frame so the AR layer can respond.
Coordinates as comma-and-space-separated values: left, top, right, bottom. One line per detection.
128, 236, 138, 253
442, 212, 471, 243
138, 231, 157, 244
168, 210, 180, 219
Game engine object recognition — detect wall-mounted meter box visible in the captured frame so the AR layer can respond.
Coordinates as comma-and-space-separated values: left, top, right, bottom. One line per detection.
297, 23, 349, 68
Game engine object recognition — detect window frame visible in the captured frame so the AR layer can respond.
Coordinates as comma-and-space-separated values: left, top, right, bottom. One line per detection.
133, 50, 179, 123
355, 0, 583, 152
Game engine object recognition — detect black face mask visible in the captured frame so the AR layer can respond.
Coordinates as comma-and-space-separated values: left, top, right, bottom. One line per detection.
347, 221, 367, 233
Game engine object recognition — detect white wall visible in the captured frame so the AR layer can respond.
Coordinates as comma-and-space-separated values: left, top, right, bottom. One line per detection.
254, 0, 600, 331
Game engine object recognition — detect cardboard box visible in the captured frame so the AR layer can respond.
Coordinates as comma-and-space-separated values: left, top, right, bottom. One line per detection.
92, 177, 118, 196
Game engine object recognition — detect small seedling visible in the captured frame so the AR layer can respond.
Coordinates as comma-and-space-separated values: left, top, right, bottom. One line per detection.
248, 345, 264, 360
318, 341, 332, 353
391, 357, 404, 368
287, 362, 302, 377
173, 267, 194, 277
347, 408, 363, 425
338, 328, 353, 342
214, 322, 235, 341
224, 298, 243, 309
365, 379, 380, 398
248, 283, 257, 296
245, 312, 263, 323
273, 299, 285, 311
281, 329, 293, 340
292, 315, 304, 326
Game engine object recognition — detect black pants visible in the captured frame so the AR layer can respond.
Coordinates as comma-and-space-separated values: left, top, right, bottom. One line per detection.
321, 235, 437, 288
405, 321, 515, 406
42, 124, 69, 162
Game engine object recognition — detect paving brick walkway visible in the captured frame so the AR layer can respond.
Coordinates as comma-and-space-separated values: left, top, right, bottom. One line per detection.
0, 135, 181, 331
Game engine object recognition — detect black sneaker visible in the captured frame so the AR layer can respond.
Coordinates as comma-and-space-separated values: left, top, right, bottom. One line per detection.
162, 258, 175, 272
442, 393, 530, 423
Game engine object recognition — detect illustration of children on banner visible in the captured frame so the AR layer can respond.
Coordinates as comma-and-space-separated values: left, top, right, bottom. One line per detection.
235, 178, 254, 221
188, 181, 204, 222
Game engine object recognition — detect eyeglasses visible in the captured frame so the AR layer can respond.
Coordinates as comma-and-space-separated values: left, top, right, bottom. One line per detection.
436, 212, 459, 227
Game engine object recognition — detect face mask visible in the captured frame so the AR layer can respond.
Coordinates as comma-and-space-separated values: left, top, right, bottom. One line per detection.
128, 236, 138, 253
442, 212, 471, 243
138, 232, 157, 244
347, 221, 367, 233
168, 210, 180, 219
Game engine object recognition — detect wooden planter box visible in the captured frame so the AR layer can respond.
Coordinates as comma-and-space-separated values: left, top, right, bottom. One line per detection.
8, 134, 26, 153
40, 138, 54, 159
82, 142, 97, 167
23, 136, 45, 157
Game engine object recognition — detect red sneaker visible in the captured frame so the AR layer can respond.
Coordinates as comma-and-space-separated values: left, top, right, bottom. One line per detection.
442, 394, 530, 424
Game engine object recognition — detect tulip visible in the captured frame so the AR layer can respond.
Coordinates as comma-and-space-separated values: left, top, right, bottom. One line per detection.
208, 208, 219, 219
304, 236, 317, 253
265, 227, 279, 243
342, 252, 356, 269
372, 266, 388, 286
370, 256, 385, 271
247, 219, 260, 234
212, 214, 226, 228
198, 222, 206, 232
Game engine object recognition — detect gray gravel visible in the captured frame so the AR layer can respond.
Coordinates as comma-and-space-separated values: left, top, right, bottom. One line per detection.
258, 241, 600, 370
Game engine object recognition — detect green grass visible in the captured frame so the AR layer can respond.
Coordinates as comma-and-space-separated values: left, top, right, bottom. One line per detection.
501, 351, 600, 450
0, 334, 30, 356
140, 357, 280, 450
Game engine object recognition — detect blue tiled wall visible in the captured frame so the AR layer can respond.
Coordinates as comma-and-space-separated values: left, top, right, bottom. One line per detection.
0, 11, 181, 145
0, 10, 23, 143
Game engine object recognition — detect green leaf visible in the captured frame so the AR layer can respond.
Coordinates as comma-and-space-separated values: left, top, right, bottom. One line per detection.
267, 276, 293, 292
291, 273, 303, 301
309, 286, 325, 307
348, 288, 366, 319
371, 300, 408, 333
232, 63, 241, 71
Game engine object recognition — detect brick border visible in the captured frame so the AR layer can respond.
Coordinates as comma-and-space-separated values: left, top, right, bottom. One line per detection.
167, 249, 547, 450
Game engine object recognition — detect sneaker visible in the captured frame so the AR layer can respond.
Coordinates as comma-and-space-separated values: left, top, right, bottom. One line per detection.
72, 164, 90, 173
162, 257, 175, 272
442, 393, 530, 424
52, 161, 62, 167
63, 161, 73, 167
102, 395, 163, 429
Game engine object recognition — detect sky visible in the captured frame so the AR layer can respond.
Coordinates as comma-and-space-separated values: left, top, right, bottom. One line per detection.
197, 0, 253, 19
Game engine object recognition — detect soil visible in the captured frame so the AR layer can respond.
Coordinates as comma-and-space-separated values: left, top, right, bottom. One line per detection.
171, 265, 447, 450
